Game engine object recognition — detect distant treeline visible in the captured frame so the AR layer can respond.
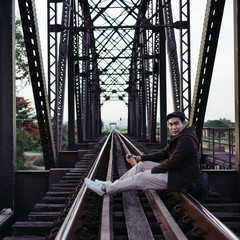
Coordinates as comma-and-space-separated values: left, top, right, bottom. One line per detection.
204, 118, 234, 128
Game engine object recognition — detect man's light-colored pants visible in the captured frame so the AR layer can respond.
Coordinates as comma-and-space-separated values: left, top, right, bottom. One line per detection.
105, 161, 168, 195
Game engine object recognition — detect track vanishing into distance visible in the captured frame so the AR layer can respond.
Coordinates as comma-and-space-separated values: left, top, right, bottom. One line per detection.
3, 131, 240, 240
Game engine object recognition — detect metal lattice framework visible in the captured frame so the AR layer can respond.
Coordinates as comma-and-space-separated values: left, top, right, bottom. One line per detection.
17, 0, 194, 167
47, 0, 182, 147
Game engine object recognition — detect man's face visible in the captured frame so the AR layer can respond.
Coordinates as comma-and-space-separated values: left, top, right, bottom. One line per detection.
168, 117, 186, 136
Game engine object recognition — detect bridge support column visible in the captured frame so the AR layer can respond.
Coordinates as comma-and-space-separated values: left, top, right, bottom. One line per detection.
0, 0, 16, 209
234, 0, 240, 170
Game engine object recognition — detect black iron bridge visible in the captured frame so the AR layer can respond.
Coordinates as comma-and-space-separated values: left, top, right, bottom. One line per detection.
1, 1, 240, 239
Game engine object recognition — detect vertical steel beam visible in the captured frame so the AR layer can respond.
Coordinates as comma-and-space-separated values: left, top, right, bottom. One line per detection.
47, 0, 72, 153
159, 1, 168, 147
53, 0, 72, 152
82, 30, 91, 139
162, 0, 181, 111
68, 7, 75, 150
92, 53, 101, 137
150, 0, 160, 143
234, 0, 240, 169
179, 0, 191, 119
128, 55, 138, 137
0, 0, 16, 208
75, 1, 84, 143
47, 0, 58, 123
129, 36, 139, 137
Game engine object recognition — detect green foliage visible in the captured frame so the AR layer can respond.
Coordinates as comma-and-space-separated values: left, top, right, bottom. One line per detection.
204, 118, 234, 128
61, 123, 69, 151
203, 118, 235, 144
34, 155, 44, 166
218, 118, 235, 127
117, 127, 127, 133
102, 127, 127, 133
15, 18, 30, 92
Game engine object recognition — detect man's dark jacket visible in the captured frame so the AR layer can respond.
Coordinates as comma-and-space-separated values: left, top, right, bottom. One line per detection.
141, 126, 201, 190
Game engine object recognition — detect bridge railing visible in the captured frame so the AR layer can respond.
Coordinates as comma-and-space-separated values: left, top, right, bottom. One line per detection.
157, 126, 236, 169
201, 127, 235, 169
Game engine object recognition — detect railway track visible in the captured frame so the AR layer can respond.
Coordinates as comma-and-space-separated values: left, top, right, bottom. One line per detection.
2, 131, 240, 239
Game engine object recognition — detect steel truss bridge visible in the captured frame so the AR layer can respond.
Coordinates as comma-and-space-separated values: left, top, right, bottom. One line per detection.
1, 0, 240, 211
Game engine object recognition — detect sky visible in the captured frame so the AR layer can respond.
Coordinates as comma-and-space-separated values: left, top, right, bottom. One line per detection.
18, 1, 235, 123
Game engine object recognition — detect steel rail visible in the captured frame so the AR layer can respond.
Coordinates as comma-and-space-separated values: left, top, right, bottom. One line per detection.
100, 131, 115, 240
55, 132, 112, 240
173, 192, 239, 240
116, 131, 143, 156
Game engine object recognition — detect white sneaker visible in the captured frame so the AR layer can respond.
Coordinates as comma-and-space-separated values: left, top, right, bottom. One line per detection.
85, 178, 105, 196
95, 179, 112, 185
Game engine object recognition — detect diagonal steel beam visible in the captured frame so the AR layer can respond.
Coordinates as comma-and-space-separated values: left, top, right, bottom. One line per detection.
19, 0, 56, 169
189, 0, 226, 141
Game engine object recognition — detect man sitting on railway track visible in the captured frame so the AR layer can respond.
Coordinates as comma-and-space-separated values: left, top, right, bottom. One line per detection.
85, 111, 201, 197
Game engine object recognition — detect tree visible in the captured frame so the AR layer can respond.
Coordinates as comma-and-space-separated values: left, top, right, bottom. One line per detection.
204, 119, 228, 128
204, 118, 234, 128
16, 97, 41, 169
203, 118, 234, 140
16, 97, 39, 138
219, 118, 234, 128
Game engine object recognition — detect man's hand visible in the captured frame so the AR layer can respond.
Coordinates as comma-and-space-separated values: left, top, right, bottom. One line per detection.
126, 154, 141, 163
144, 169, 151, 173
